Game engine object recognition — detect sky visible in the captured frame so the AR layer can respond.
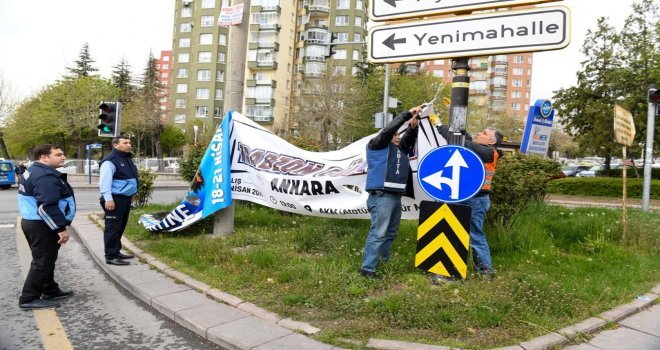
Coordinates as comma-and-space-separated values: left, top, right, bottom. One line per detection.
0, 0, 641, 102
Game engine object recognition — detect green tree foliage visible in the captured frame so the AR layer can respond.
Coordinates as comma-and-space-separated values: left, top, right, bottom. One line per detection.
111, 58, 135, 102
66, 43, 99, 78
135, 168, 156, 207
160, 124, 187, 156
179, 144, 206, 182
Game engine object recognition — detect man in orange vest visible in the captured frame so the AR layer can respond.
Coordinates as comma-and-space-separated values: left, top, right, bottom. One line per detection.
436, 126, 504, 279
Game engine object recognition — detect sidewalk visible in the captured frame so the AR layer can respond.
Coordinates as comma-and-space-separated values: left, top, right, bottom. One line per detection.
70, 213, 660, 350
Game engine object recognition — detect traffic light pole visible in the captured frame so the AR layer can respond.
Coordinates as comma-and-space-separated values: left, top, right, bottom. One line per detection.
641, 85, 658, 211
447, 58, 471, 145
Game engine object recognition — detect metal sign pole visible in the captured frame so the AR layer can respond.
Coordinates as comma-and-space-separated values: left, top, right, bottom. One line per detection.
87, 146, 92, 185
448, 58, 471, 145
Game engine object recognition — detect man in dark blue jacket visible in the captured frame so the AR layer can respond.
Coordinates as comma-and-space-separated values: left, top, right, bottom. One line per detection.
99, 136, 139, 266
360, 105, 422, 278
17, 144, 76, 310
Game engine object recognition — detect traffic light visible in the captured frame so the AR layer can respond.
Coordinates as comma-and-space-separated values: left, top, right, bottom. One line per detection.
98, 101, 121, 137
325, 32, 338, 59
649, 85, 660, 104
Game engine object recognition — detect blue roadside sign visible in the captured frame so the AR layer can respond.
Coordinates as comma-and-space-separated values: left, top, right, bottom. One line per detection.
87, 143, 102, 149
417, 145, 485, 203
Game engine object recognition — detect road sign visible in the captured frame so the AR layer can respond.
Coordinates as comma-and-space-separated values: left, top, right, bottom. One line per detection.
613, 104, 635, 147
417, 145, 485, 203
368, 6, 570, 63
369, 0, 560, 22
87, 143, 102, 149
520, 99, 555, 155
415, 201, 471, 279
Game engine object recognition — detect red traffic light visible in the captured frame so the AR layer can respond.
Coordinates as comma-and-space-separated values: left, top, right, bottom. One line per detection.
650, 88, 660, 104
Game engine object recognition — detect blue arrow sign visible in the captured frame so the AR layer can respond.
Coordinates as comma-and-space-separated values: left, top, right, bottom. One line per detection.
417, 145, 485, 203
87, 143, 102, 149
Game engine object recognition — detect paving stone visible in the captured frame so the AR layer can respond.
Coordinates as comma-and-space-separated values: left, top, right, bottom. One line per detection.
138, 252, 158, 262
488, 346, 524, 350
588, 327, 660, 350
207, 316, 292, 350
148, 259, 170, 271
277, 318, 320, 335
117, 267, 165, 286
237, 302, 282, 323
207, 288, 243, 307
366, 338, 450, 350
163, 268, 191, 282
518, 332, 567, 350
562, 344, 600, 350
183, 277, 211, 293
253, 333, 334, 350
131, 278, 191, 305
557, 317, 608, 338
598, 303, 640, 322
175, 302, 250, 338
618, 304, 660, 337
151, 289, 215, 320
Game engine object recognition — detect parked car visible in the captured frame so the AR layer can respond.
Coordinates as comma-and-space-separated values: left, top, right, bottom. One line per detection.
0, 160, 16, 189
138, 158, 180, 173
56, 160, 100, 174
561, 165, 592, 177
576, 164, 621, 178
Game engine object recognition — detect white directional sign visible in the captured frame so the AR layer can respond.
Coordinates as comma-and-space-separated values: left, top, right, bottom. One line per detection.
369, 0, 560, 22
368, 6, 570, 63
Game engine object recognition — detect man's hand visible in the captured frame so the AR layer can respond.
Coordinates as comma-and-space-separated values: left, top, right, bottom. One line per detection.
58, 230, 70, 245
105, 200, 116, 211
409, 115, 419, 129
409, 106, 422, 119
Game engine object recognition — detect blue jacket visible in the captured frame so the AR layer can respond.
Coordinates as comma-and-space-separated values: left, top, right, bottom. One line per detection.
18, 162, 76, 232
366, 111, 418, 194
100, 149, 139, 200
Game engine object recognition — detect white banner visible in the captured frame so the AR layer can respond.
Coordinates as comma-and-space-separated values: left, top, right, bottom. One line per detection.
218, 3, 244, 27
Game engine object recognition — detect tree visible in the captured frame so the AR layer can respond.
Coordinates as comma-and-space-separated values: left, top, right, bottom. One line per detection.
160, 124, 187, 156
66, 43, 99, 78
0, 73, 17, 159
111, 58, 135, 102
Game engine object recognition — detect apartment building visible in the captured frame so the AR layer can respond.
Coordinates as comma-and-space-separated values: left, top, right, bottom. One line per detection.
421, 53, 534, 121
157, 50, 172, 122
169, 0, 367, 133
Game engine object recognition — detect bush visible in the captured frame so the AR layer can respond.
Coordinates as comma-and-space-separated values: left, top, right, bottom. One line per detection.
489, 153, 561, 225
179, 144, 206, 182
135, 168, 156, 207
546, 177, 660, 199
599, 167, 660, 180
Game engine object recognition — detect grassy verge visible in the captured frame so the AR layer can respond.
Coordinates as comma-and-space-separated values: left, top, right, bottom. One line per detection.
124, 201, 660, 349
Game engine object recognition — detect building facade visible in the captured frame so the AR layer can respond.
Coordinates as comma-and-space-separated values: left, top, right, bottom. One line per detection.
157, 50, 172, 122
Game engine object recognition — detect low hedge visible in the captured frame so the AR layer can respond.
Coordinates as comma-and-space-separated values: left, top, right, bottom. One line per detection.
546, 177, 660, 199
599, 167, 660, 180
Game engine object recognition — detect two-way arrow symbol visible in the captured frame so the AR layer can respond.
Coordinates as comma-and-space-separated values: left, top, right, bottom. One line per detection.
421, 149, 469, 200
382, 34, 406, 50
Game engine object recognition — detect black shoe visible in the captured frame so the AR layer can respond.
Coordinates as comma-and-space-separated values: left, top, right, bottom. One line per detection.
42, 290, 74, 301
106, 258, 130, 266
117, 253, 135, 259
19, 299, 60, 310
359, 268, 378, 279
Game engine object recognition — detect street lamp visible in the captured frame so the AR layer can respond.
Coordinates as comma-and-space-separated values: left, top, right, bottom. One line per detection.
193, 125, 199, 145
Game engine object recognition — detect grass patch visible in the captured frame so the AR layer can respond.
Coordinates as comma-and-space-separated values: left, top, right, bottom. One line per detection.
124, 201, 660, 349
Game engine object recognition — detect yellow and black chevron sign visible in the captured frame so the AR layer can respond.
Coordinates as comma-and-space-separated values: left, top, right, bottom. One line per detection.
415, 201, 471, 279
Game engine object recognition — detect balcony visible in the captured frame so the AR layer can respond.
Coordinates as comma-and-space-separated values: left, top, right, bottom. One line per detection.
304, 1, 330, 15
304, 23, 329, 31
250, 23, 281, 32
303, 55, 326, 63
246, 79, 277, 88
245, 98, 276, 106
248, 61, 278, 70
491, 95, 506, 101
251, 5, 281, 13
472, 62, 488, 70
493, 71, 508, 77
248, 42, 280, 51
304, 72, 323, 78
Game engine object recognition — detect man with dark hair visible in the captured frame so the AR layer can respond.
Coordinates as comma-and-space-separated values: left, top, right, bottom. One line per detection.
17, 144, 75, 310
359, 105, 422, 279
99, 136, 139, 266
436, 126, 504, 279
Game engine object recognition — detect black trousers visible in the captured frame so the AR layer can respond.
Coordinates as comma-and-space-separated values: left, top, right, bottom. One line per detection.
20, 219, 61, 304
100, 195, 132, 260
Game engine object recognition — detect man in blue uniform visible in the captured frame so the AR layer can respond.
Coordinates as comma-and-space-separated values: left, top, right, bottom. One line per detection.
18, 144, 75, 310
360, 105, 422, 278
99, 136, 139, 266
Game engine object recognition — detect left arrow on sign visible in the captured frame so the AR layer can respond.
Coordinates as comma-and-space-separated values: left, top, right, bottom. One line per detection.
383, 0, 401, 7
382, 33, 406, 50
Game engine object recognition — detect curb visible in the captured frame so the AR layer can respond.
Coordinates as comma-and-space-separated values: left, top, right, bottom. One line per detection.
72, 214, 659, 350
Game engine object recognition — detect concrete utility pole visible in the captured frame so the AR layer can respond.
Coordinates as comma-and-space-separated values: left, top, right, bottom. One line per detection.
213, 0, 249, 237
641, 84, 658, 211
447, 58, 471, 145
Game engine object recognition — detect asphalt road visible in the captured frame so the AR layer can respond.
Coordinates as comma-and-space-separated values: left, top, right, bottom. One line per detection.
0, 187, 223, 350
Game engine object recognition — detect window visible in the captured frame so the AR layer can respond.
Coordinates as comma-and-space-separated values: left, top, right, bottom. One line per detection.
334, 65, 346, 75
525, 104, 529, 111
162, 56, 170, 61
180, 23, 192, 32
513, 55, 524, 63
356, 0, 363, 8
335, 16, 349, 26
195, 106, 209, 117
162, 64, 169, 69
179, 38, 191, 48
174, 114, 186, 124
512, 67, 523, 75
198, 51, 212, 63
216, 70, 224, 81
337, 0, 349, 9
336, 32, 348, 42
433, 70, 444, 78
199, 33, 213, 45
181, 7, 192, 17
176, 84, 188, 93
201, 0, 215, 8
201, 15, 215, 26
197, 69, 211, 81
353, 50, 360, 60
219, 34, 227, 45
511, 102, 521, 110
215, 88, 224, 100
353, 32, 361, 42
217, 52, 226, 63
528, 57, 532, 64
511, 90, 521, 98
161, 72, 168, 79
334, 49, 347, 59
221, 0, 229, 7
177, 68, 188, 78
178, 53, 190, 63
214, 106, 223, 118
354, 16, 362, 26
175, 99, 187, 108
511, 79, 522, 87
196, 88, 210, 99
434, 59, 445, 64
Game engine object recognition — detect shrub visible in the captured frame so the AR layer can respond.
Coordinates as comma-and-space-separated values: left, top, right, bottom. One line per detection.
489, 153, 560, 225
546, 177, 660, 199
135, 168, 156, 207
179, 144, 206, 182
600, 167, 660, 180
